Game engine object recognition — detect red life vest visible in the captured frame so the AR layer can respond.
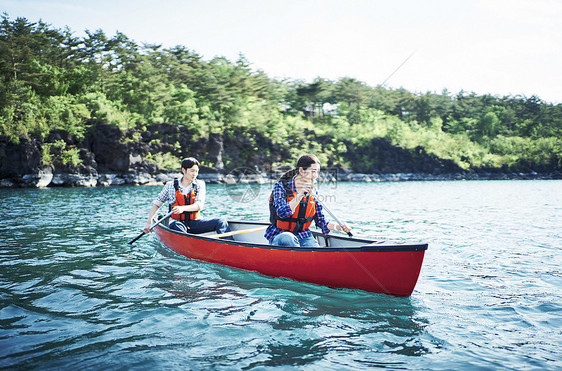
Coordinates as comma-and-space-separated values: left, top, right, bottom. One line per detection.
170, 179, 199, 221
269, 180, 316, 234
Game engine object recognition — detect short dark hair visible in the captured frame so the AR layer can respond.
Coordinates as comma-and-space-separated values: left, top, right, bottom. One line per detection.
181, 157, 200, 170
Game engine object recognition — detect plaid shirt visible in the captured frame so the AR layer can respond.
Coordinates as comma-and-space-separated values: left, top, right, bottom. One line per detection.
265, 178, 330, 242
153, 178, 205, 214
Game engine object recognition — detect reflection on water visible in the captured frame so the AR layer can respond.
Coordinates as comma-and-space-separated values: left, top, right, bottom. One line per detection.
1, 181, 561, 369
151, 248, 430, 368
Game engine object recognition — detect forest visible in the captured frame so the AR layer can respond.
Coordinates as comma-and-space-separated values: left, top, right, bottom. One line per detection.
1, 14, 561, 178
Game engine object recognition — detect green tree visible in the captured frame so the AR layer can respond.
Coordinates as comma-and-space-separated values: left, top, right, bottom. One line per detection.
477, 111, 500, 139
1, 12, 561, 174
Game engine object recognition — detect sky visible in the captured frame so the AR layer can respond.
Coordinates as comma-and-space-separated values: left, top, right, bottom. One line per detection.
3, 0, 561, 103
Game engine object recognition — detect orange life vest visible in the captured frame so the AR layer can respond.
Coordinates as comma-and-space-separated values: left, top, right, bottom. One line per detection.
269, 180, 316, 234
170, 179, 199, 221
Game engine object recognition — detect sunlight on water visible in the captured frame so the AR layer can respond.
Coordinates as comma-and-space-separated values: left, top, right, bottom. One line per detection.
1, 180, 561, 369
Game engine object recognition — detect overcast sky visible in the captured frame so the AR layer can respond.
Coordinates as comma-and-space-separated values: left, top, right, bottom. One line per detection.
3, 0, 561, 103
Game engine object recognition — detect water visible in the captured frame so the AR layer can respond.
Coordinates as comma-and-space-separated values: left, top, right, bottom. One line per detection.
1, 180, 561, 370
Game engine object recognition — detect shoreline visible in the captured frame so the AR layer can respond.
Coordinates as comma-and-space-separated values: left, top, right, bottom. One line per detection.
1, 170, 560, 188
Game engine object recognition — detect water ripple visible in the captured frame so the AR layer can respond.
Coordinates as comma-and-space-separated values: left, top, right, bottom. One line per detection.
1, 181, 561, 369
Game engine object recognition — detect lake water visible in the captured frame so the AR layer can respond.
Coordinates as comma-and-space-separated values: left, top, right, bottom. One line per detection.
1, 180, 561, 370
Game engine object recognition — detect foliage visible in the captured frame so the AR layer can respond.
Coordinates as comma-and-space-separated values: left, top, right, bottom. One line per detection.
41, 139, 82, 166
1, 14, 560, 173
145, 152, 180, 170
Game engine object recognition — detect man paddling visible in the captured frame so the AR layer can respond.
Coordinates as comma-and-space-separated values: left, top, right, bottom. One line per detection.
144, 157, 230, 236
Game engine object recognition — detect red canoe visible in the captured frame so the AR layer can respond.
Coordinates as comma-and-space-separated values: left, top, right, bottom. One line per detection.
155, 220, 428, 296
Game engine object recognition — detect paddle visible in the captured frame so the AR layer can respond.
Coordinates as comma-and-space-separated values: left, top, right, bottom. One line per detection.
128, 210, 174, 245
211, 226, 267, 239
314, 194, 353, 237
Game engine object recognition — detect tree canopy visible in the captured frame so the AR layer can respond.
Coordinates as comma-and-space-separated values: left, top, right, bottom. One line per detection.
1, 14, 560, 173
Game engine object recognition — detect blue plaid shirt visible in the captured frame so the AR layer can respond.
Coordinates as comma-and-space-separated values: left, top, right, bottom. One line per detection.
265, 178, 330, 242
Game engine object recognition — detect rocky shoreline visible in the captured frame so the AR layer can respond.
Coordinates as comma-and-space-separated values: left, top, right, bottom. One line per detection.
1, 168, 560, 188
2, 122, 560, 189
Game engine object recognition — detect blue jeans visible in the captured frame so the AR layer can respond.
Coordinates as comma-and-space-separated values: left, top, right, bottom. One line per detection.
269, 231, 319, 247
170, 217, 230, 235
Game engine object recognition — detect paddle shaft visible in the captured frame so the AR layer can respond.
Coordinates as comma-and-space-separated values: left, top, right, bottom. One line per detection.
128, 210, 174, 244
212, 226, 267, 239
314, 194, 353, 237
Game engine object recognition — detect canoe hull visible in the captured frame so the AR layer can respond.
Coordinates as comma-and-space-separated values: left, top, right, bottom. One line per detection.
155, 223, 427, 296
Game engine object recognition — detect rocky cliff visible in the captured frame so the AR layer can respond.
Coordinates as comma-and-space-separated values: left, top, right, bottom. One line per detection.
1, 122, 559, 188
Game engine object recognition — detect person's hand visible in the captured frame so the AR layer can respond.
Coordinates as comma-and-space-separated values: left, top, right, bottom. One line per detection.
341, 224, 352, 234
335, 223, 352, 234
171, 205, 183, 214
143, 222, 152, 234
298, 183, 314, 199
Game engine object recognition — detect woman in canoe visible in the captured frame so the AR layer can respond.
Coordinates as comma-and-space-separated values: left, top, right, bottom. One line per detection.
144, 157, 230, 236
266, 154, 352, 247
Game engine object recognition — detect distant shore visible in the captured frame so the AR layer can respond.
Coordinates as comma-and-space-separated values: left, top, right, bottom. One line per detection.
1, 169, 560, 188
